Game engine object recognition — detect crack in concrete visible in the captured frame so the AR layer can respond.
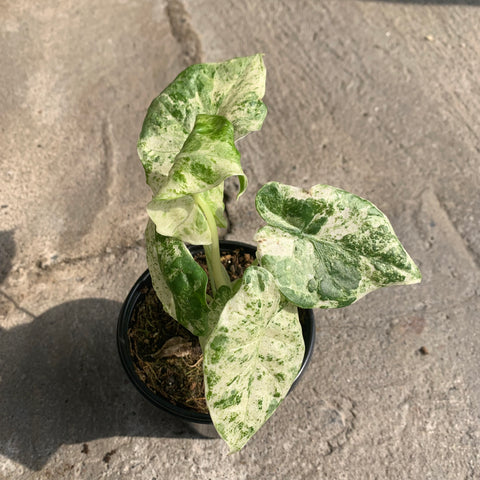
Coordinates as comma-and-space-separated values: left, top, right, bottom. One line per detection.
436, 193, 480, 269
28, 241, 145, 276
57, 242, 144, 268
0, 289, 36, 319
419, 189, 480, 269
101, 116, 115, 203
166, 0, 203, 66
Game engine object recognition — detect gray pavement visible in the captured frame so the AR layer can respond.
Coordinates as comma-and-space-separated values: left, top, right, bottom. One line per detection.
1, 1, 479, 478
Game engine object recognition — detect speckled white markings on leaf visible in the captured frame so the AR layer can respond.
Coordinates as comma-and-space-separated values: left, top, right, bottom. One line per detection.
255, 182, 421, 309
139, 55, 266, 245
145, 219, 210, 336
203, 266, 304, 452
138, 54, 266, 194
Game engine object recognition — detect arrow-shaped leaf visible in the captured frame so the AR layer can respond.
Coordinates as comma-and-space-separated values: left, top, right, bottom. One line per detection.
138, 54, 267, 194
203, 266, 304, 452
255, 182, 421, 309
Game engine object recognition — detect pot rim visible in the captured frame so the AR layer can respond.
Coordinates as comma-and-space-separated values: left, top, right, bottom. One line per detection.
117, 240, 315, 424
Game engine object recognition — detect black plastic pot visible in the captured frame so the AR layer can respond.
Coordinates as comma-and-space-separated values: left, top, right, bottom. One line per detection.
117, 240, 315, 437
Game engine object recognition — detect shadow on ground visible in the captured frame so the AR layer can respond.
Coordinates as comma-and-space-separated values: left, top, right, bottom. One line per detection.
0, 230, 16, 285
0, 298, 207, 471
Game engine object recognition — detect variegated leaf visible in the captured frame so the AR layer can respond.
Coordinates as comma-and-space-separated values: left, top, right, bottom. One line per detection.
147, 114, 247, 245
138, 54, 267, 194
146, 187, 223, 245
198, 283, 240, 350
145, 220, 176, 318
154, 114, 246, 201
255, 182, 422, 309
146, 114, 243, 244
203, 266, 304, 452
145, 220, 209, 336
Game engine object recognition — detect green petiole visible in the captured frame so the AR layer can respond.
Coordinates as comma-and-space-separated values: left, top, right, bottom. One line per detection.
193, 193, 230, 294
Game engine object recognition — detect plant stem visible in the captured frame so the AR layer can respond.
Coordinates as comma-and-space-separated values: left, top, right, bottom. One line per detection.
193, 193, 229, 293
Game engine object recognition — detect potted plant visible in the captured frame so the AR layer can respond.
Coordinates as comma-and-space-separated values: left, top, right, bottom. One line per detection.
117, 54, 421, 452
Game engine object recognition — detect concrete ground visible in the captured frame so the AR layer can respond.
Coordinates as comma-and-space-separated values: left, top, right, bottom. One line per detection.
1, 0, 479, 478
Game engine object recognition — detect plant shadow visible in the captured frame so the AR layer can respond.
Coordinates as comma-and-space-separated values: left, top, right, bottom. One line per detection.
0, 298, 209, 471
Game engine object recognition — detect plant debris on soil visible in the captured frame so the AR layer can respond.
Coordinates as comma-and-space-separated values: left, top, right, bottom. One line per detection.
128, 248, 254, 414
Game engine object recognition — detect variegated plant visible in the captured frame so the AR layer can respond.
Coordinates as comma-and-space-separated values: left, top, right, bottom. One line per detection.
137, 55, 421, 452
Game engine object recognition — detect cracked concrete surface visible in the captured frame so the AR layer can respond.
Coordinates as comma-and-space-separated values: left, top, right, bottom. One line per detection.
166, 0, 203, 66
1, 0, 479, 478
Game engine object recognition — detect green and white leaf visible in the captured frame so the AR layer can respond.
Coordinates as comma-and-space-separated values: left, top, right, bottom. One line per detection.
198, 283, 240, 350
203, 266, 304, 452
147, 186, 224, 245
146, 114, 244, 245
138, 54, 267, 194
145, 220, 176, 318
255, 182, 422, 309
145, 220, 210, 336
154, 114, 246, 200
